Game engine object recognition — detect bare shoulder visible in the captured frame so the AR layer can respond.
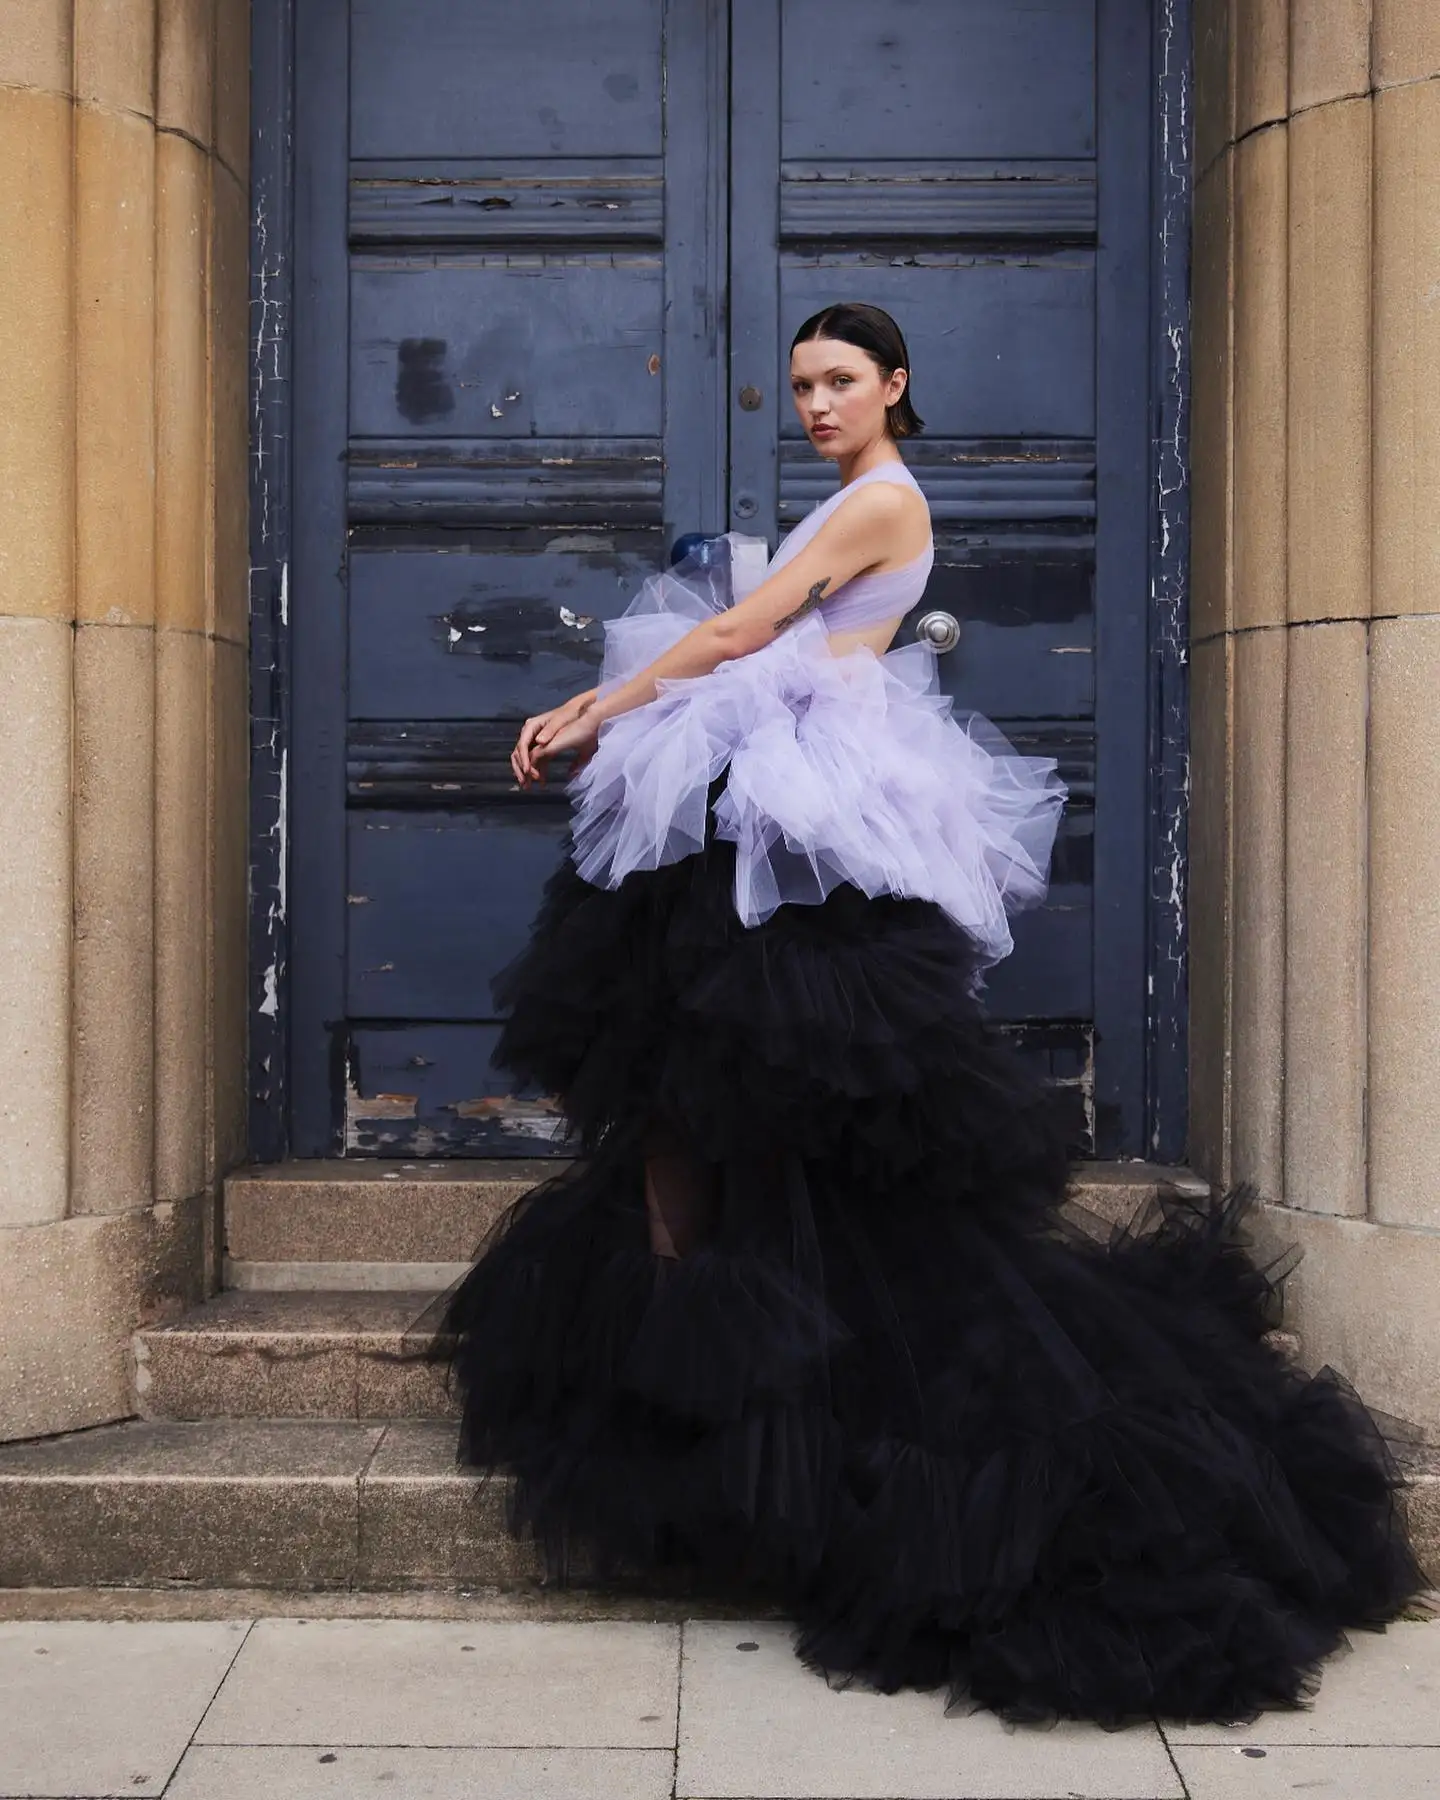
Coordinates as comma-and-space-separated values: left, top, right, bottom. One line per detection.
822, 476, 930, 566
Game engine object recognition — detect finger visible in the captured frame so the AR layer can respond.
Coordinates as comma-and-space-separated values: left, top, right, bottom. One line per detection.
515, 728, 543, 780
516, 720, 547, 777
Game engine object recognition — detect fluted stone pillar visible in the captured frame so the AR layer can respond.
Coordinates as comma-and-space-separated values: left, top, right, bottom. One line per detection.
1191, 0, 1440, 1435
0, 0, 250, 1441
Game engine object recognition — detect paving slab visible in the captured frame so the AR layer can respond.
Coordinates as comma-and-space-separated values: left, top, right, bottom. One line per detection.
166, 1745, 675, 1799
198, 1618, 680, 1748
676, 1621, 1182, 1800
1174, 1743, 1440, 1799
0, 1620, 247, 1798
1165, 1619, 1440, 1745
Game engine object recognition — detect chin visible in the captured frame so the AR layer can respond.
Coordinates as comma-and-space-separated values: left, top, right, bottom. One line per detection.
811, 436, 843, 457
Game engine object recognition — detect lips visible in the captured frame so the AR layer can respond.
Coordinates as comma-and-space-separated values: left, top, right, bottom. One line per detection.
812, 425, 838, 438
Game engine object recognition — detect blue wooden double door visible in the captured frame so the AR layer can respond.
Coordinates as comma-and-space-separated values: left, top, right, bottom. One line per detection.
289, 0, 1160, 1160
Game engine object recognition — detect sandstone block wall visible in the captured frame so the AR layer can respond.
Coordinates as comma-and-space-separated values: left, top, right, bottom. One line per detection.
1191, 0, 1440, 1435
0, 0, 249, 1441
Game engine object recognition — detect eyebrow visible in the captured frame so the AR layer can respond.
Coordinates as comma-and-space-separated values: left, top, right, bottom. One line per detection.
791, 365, 861, 379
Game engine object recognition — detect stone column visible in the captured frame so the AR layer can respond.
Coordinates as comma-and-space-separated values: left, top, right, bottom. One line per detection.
1191, 0, 1440, 1435
0, 0, 250, 1441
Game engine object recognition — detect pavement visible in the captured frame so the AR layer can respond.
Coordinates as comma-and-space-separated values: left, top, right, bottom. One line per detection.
0, 1610, 1438, 1799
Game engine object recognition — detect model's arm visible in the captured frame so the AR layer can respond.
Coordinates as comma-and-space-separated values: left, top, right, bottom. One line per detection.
512, 481, 920, 784
589, 482, 912, 723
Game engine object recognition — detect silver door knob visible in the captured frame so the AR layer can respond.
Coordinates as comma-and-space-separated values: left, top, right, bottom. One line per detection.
915, 610, 961, 652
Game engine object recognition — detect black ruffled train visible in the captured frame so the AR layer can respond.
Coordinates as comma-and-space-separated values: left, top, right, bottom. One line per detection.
435, 795, 1423, 1726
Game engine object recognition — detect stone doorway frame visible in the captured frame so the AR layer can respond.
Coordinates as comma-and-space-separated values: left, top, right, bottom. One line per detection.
243, 0, 1197, 1167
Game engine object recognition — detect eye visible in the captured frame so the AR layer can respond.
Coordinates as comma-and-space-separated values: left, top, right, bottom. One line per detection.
834, 375, 853, 387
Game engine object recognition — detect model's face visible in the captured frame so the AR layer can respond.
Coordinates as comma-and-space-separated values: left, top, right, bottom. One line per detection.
789, 336, 907, 459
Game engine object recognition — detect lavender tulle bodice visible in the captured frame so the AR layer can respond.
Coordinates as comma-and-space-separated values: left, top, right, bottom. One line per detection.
767, 461, 936, 631
567, 462, 1067, 966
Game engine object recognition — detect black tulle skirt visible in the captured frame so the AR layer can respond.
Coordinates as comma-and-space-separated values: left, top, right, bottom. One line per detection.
435, 799, 1423, 1726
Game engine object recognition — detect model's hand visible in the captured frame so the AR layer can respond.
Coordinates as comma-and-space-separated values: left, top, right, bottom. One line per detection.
512, 688, 599, 786
519, 711, 602, 786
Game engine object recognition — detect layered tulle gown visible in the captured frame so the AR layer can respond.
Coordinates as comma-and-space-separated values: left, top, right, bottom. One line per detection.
437, 462, 1422, 1724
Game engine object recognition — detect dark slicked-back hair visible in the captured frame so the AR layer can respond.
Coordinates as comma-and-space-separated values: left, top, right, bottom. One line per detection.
790, 302, 924, 439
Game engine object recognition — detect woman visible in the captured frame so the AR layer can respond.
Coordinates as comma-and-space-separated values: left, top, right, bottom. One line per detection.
436, 302, 1421, 1724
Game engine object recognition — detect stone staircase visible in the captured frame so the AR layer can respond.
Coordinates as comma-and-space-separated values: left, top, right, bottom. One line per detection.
1, 1161, 1434, 1593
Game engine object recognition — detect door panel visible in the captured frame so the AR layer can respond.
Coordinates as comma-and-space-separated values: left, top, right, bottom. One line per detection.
290, 0, 1155, 1159
727, 0, 1146, 1144
350, 265, 666, 440
350, 0, 663, 160
347, 815, 563, 1019
779, 0, 1094, 161
346, 1023, 562, 1153
347, 546, 650, 721
292, 0, 725, 1154
781, 263, 1096, 438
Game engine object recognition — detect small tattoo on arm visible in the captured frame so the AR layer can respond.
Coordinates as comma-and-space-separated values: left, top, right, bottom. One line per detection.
773, 576, 831, 632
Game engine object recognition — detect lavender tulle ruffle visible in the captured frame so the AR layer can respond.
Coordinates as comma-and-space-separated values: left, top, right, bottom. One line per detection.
568, 534, 1067, 966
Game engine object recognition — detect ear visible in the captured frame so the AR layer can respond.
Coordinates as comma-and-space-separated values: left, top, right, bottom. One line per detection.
885, 366, 908, 406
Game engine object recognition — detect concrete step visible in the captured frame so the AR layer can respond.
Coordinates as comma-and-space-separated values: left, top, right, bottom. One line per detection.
134, 1291, 458, 1422
0, 1419, 534, 1590
1063, 1160, 1210, 1232
224, 1159, 559, 1291
225, 1158, 1197, 1291
172, 1162, 1200, 1423
0, 1418, 1434, 1592
138, 1288, 1302, 1429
